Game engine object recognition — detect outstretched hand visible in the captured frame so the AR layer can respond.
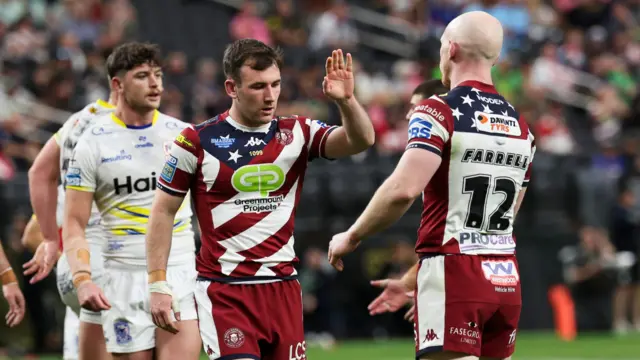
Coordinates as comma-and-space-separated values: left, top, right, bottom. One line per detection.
323, 49, 355, 102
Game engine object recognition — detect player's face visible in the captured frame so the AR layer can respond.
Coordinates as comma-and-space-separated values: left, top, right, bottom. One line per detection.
406, 94, 424, 121
439, 37, 453, 89
228, 64, 281, 125
117, 63, 163, 113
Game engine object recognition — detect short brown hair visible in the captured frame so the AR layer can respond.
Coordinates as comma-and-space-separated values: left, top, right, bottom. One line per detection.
106, 42, 163, 79
223, 39, 284, 83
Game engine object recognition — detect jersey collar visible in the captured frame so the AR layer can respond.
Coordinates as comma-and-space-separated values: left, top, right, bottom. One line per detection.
96, 99, 115, 109
225, 113, 271, 133
111, 110, 159, 129
457, 80, 498, 94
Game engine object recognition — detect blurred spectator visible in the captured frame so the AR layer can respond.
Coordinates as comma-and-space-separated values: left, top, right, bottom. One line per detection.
229, 0, 272, 45
308, 1, 358, 53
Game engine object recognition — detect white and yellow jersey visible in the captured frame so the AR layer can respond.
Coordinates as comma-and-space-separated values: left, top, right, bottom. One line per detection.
65, 110, 195, 267
54, 100, 114, 243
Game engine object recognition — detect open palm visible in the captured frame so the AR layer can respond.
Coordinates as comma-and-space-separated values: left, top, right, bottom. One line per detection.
323, 49, 355, 101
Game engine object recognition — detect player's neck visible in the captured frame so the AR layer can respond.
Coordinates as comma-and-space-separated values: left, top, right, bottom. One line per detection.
107, 92, 117, 107
449, 65, 493, 90
115, 103, 155, 127
228, 105, 266, 129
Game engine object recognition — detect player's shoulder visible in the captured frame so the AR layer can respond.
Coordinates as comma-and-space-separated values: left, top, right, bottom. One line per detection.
410, 95, 454, 125
81, 113, 122, 139
156, 111, 190, 131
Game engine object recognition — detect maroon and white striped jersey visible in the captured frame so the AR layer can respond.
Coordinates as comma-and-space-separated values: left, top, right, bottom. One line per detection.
157, 111, 336, 281
406, 81, 535, 256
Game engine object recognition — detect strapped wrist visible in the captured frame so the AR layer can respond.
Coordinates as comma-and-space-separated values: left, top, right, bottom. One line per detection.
148, 269, 167, 283
72, 271, 92, 288
0, 268, 17, 285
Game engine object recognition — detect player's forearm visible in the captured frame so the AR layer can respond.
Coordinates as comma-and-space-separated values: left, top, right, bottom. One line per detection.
28, 166, 60, 243
63, 215, 91, 286
336, 97, 375, 150
145, 210, 174, 281
350, 178, 416, 241
401, 263, 419, 291
22, 216, 45, 253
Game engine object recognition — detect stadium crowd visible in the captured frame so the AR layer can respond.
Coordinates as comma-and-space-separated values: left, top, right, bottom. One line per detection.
0, 0, 639, 356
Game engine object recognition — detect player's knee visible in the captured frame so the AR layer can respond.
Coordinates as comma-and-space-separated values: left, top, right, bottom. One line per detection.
420, 351, 478, 360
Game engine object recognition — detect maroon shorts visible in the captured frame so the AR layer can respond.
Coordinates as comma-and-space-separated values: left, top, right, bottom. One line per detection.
414, 254, 521, 358
194, 279, 305, 360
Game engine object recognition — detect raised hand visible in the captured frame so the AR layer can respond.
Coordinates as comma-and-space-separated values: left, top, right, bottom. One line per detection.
323, 49, 355, 102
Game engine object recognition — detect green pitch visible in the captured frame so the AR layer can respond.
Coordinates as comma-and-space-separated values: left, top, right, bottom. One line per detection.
9, 332, 640, 359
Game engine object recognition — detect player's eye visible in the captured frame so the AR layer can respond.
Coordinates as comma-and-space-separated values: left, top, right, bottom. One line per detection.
271, 81, 281, 88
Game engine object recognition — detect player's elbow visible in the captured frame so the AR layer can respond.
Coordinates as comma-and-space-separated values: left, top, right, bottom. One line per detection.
388, 180, 420, 203
28, 161, 56, 186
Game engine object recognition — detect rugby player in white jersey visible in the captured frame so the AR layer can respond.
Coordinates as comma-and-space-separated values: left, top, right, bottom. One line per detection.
328, 12, 535, 360
25, 93, 116, 360
62, 41, 200, 360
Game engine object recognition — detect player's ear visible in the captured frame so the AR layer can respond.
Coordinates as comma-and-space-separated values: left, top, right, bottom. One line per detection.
111, 76, 124, 93
448, 41, 458, 61
224, 78, 238, 99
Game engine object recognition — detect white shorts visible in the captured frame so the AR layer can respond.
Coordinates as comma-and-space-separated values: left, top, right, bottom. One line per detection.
101, 260, 197, 353
56, 244, 105, 324
63, 307, 80, 360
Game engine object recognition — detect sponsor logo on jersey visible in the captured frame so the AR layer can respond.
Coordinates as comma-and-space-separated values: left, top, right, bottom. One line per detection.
458, 231, 515, 254
244, 137, 266, 147
473, 112, 521, 136
461, 149, 529, 170
65, 167, 82, 186
211, 135, 235, 148
101, 150, 132, 163
232, 164, 285, 197
315, 120, 331, 128
91, 127, 113, 136
135, 136, 153, 148
161, 155, 178, 183
481, 259, 519, 286
408, 115, 433, 140
175, 134, 194, 149
476, 94, 504, 105
413, 104, 445, 122
165, 121, 179, 129
113, 172, 157, 195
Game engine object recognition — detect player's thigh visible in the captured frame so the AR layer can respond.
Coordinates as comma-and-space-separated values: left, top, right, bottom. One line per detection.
194, 280, 262, 360
63, 307, 80, 360
79, 321, 110, 360
479, 304, 520, 359
110, 350, 153, 360
155, 319, 201, 360
267, 280, 305, 360
419, 351, 478, 360
102, 266, 156, 354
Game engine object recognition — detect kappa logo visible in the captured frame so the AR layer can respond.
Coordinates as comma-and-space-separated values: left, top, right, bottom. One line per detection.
244, 137, 266, 147
423, 329, 439, 343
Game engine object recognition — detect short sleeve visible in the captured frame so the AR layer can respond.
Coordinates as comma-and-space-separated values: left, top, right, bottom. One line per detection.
523, 131, 536, 187
65, 133, 98, 192
306, 119, 337, 160
54, 114, 78, 146
405, 97, 454, 156
157, 126, 200, 196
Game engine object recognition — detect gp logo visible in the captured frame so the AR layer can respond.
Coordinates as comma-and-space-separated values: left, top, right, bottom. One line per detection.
231, 164, 285, 197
